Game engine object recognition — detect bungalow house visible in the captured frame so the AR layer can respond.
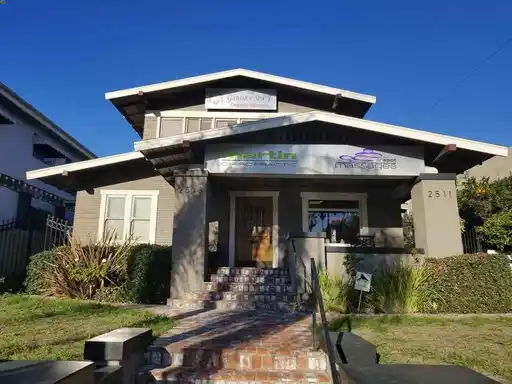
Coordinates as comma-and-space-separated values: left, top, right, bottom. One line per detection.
26, 69, 508, 309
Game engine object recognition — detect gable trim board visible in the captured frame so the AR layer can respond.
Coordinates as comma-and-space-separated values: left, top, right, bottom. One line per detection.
26, 151, 145, 181
134, 111, 508, 157
105, 68, 377, 105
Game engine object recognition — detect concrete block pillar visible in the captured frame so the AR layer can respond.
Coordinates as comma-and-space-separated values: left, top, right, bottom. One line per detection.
411, 174, 463, 258
170, 169, 208, 298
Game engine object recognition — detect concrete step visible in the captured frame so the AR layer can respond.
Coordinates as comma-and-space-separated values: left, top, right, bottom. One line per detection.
216, 267, 289, 277
142, 367, 331, 383
184, 291, 297, 302
204, 281, 294, 293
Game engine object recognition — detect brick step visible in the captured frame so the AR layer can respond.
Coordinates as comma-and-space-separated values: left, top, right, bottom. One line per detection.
145, 346, 327, 372
211, 274, 292, 285
216, 267, 289, 277
205, 281, 294, 293
143, 367, 330, 383
167, 299, 297, 312
184, 291, 297, 302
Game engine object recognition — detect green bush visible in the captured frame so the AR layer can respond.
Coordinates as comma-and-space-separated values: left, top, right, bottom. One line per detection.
24, 242, 172, 304
423, 253, 512, 313
122, 244, 172, 304
24, 250, 57, 294
367, 263, 433, 314
477, 211, 512, 253
318, 270, 350, 312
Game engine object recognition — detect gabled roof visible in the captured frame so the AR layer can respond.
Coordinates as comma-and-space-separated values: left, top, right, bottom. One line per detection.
134, 111, 507, 157
0, 82, 95, 160
105, 68, 377, 104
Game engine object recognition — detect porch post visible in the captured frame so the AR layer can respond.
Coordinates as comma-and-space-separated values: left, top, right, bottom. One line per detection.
410, 174, 463, 258
170, 169, 209, 298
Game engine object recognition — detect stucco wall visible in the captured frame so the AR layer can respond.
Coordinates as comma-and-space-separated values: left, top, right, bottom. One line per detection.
0, 105, 80, 221
463, 147, 512, 182
73, 175, 174, 245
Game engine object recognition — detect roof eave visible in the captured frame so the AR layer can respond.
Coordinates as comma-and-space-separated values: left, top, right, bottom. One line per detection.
104, 68, 377, 105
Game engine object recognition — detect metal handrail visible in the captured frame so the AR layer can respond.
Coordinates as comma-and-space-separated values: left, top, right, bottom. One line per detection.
311, 258, 342, 384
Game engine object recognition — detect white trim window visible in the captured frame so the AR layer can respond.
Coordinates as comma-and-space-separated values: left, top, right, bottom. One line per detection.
301, 192, 368, 246
98, 190, 159, 243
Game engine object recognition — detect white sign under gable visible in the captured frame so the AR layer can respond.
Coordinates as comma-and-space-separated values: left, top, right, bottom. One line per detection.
205, 144, 425, 176
354, 271, 372, 292
205, 88, 277, 110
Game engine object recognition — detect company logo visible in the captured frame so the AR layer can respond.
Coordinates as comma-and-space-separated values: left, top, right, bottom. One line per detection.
335, 148, 397, 171
220, 150, 298, 169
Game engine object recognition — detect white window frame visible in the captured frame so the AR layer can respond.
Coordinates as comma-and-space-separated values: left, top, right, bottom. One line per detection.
98, 190, 160, 244
300, 192, 368, 245
229, 191, 279, 268
150, 111, 292, 138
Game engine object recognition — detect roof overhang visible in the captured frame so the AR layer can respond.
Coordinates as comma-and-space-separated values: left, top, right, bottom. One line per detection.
134, 111, 507, 176
136, 111, 507, 154
106, 69, 376, 103
0, 82, 96, 160
105, 69, 376, 137
26, 152, 148, 191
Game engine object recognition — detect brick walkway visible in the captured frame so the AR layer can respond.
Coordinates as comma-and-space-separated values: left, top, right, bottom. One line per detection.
142, 309, 330, 383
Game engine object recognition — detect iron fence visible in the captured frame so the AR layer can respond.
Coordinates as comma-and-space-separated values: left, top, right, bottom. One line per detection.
0, 215, 72, 288
462, 226, 486, 254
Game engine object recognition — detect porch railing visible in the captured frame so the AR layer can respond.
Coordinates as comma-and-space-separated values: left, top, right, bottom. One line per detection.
311, 258, 344, 384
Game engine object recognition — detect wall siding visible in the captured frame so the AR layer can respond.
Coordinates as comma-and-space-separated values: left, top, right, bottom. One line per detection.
143, 116, 158, 140
74, 175, 174, 245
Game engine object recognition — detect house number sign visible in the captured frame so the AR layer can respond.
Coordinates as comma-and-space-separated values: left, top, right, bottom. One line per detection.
177, 186, 204, 195
427, 189, 452, 199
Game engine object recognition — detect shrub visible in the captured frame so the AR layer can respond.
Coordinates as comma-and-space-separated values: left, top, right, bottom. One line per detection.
318, 269, 350, 312
122, 244, 172, 304
43, 232, 134, 299
477, 211, 512, 252
423, 253, 512, 313
24, 240, 172, 304
367, 263, 433, 314
24, 250, 57, 294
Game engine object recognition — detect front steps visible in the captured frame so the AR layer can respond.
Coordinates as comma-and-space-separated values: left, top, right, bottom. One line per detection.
168, 267, 300, 313
140, 310, 331, 384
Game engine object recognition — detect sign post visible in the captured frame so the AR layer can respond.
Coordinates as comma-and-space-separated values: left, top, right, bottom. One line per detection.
354, 271, 372, 313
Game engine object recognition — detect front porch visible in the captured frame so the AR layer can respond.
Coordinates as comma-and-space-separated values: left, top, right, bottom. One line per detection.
168, 171, 459, 311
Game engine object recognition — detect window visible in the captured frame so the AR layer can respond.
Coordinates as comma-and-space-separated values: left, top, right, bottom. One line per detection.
160, 118, 183, 137
200, 118, 212, 130
215, 119, 237, 128
301, 193, 368, 246
99, 190, 159, 243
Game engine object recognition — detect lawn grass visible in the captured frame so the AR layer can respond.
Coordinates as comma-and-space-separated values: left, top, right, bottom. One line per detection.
329, 315, 512, 383
0, 294, 173, 361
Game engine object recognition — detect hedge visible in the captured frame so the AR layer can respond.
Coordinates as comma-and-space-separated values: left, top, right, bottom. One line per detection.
423, 253, 512, 313
24, 244, 172, 304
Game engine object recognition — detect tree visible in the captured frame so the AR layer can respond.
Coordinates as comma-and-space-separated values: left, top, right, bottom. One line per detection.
458, 175, 512, 252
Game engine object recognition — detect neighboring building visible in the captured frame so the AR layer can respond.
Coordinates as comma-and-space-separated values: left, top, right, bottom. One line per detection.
461, 146, 512, 181
0, 82, 95, 223
27, 69, 508, 303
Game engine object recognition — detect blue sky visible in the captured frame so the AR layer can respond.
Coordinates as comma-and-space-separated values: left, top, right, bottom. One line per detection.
1, 0, 511, 157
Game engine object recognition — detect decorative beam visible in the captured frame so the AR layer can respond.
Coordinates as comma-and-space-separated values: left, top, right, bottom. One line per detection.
433, 144, 457, 164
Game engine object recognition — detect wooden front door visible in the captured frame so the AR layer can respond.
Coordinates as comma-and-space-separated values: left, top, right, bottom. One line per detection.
234, 196, 273, 267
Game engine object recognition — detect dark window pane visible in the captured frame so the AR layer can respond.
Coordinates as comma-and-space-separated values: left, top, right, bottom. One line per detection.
308, 200, 359, 210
